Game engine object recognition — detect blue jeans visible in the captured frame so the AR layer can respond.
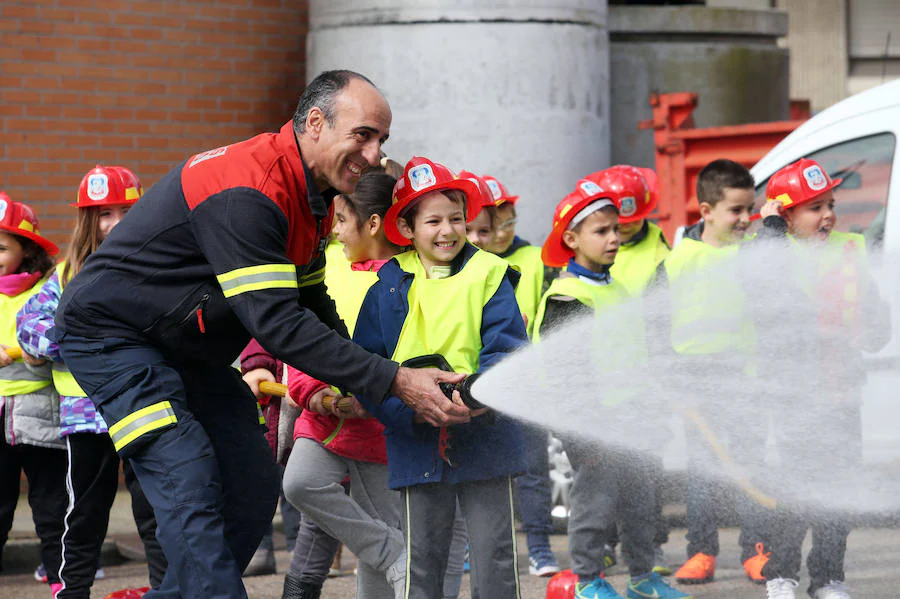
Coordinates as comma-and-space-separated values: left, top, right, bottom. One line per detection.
515, 422, 554, 554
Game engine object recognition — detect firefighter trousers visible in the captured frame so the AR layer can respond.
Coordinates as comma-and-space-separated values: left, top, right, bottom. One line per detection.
57, 334, 280, 599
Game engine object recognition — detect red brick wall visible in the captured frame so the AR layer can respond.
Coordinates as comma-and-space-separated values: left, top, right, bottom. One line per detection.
0, 0, 308, 249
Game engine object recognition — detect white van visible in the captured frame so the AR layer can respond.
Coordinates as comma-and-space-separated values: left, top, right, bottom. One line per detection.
751, 78, 900, 467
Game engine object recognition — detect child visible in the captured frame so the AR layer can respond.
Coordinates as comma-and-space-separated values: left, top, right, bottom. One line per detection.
0, 194, 66, 595
353, 157, 527, 599
534, 178, 689, 599
593, 166, 670, 295
754, 158, 888, 599
581, 165, 672, 574
665, 159, 771, 586
281, 166, 408, 599
479, 173, 560, 576
461, 171, 496, 250
17, 166, 166, 599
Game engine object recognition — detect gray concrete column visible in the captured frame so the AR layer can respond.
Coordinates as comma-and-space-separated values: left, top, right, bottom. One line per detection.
307, 1, 610, 243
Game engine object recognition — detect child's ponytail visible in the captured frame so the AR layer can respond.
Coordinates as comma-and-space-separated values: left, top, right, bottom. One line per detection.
61, 209, 102, 286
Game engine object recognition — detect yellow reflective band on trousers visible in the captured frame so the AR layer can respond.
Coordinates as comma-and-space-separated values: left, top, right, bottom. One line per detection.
504, 244, 544, 339
109, 401, 178, 452
390, 249, 507, 373
216, 264, 298, 298
610, 222, 670, 296
257, 401, 266, 425
299, 267, 326, 288
0, 275, 51, 397
52, 363, 87, 397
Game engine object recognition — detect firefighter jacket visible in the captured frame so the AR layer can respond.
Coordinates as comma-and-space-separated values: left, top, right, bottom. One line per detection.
352, 243, 527, 489
54, 122, 398, 404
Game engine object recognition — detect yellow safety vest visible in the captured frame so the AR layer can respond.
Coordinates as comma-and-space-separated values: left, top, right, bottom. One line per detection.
323, 241, 379, 336
664, 238, 754, 358
50, 262, 88, 397
532, 274, 647, 407
390, 250, 508, 373
0, 276, 52, 396
503, 244, 544, 339
610, 222, 670, 296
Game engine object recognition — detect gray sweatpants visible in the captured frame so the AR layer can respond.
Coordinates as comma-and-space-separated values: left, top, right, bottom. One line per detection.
283, 438, 404, 599
566, 442, 658, 578
401, 476, 521, 599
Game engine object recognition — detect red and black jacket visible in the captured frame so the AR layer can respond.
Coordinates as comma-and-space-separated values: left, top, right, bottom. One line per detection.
55, 122, 398, 403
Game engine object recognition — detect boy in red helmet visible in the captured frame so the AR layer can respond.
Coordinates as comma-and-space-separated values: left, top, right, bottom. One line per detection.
480, 173, 562, 577
534, 181, 691, 599
595, 166, 671, 295
753, 158, 889, 599
351, 157, 527, 599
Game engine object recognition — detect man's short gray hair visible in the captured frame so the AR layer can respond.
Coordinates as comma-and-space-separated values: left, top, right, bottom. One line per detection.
293, 70, 376, 134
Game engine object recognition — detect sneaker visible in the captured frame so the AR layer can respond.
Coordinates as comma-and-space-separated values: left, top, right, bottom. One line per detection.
35, 563, 47, 583
51, 582, 63, 598
766, 578, 799, 599
602, 543, 617, 569
812, 580, 851, 599
744, 543, 770, 584
529, 550, 561, 577
94, 567, 105, 580
463, 543, 470, 573
627, 572, 693, 599
242, 546, 276, 577
102, 588, 150, 599
385, 550, 407, 599
575, 576, 625, 599
652, 545, 672, 576
674, 552, 715, 584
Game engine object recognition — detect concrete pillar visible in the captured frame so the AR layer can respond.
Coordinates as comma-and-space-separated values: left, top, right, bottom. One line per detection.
609, 6, 789, 168
307, 1, 609, 243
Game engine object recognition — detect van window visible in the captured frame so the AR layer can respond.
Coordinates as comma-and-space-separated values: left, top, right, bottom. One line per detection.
754, 132, 895, 246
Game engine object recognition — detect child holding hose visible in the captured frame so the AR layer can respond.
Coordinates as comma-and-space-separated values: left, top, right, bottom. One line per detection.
352, 157, 527, 599
281, 164, 409, 599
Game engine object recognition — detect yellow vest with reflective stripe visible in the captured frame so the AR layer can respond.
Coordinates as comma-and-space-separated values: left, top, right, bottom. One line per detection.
390, 250, 508, 373
0, 276, 52, 396
610, 222, 670, 296
503, 244, 544, 339
664, 238, 754, 357
532, 274, 647, 407
50, 262, 88, 397
323, 241, 379, 336
532, 275, 632, 343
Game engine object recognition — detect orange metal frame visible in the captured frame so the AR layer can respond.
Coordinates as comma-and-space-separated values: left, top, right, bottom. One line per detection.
639, 92, 811, 241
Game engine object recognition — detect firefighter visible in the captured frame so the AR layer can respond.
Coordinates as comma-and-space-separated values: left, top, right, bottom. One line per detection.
52, 70, 470, 599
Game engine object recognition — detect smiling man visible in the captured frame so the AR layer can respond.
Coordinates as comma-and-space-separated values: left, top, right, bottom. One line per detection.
52, 70, 470, 599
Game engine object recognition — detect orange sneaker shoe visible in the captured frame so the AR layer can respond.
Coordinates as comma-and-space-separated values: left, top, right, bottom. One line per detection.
102, 588, 150, 599
743, 543, 770, 585
674, 552, 716, 584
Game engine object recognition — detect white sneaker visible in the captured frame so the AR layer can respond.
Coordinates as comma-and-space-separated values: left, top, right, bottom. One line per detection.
766, 577, 799, 599
385, 550, 407, 599
813, 580, 851, 599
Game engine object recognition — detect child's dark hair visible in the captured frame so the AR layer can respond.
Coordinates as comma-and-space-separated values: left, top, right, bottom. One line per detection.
17, 236, 54, 277
344, 170, 397, 226
696, 159, 755, 207
399, 189, 467, 232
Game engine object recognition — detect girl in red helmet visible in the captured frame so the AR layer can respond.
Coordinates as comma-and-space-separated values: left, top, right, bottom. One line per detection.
0, 193, 64, 595
753, 158, 890, 599
351, 156, 527, 599
16, 166, 165, 599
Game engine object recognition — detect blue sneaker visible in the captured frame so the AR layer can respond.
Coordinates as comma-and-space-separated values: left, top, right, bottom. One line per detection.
575, 577, 625, 599
462, 543, 470, 573
627, 572, 693, 599
528, 549, 561, 577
